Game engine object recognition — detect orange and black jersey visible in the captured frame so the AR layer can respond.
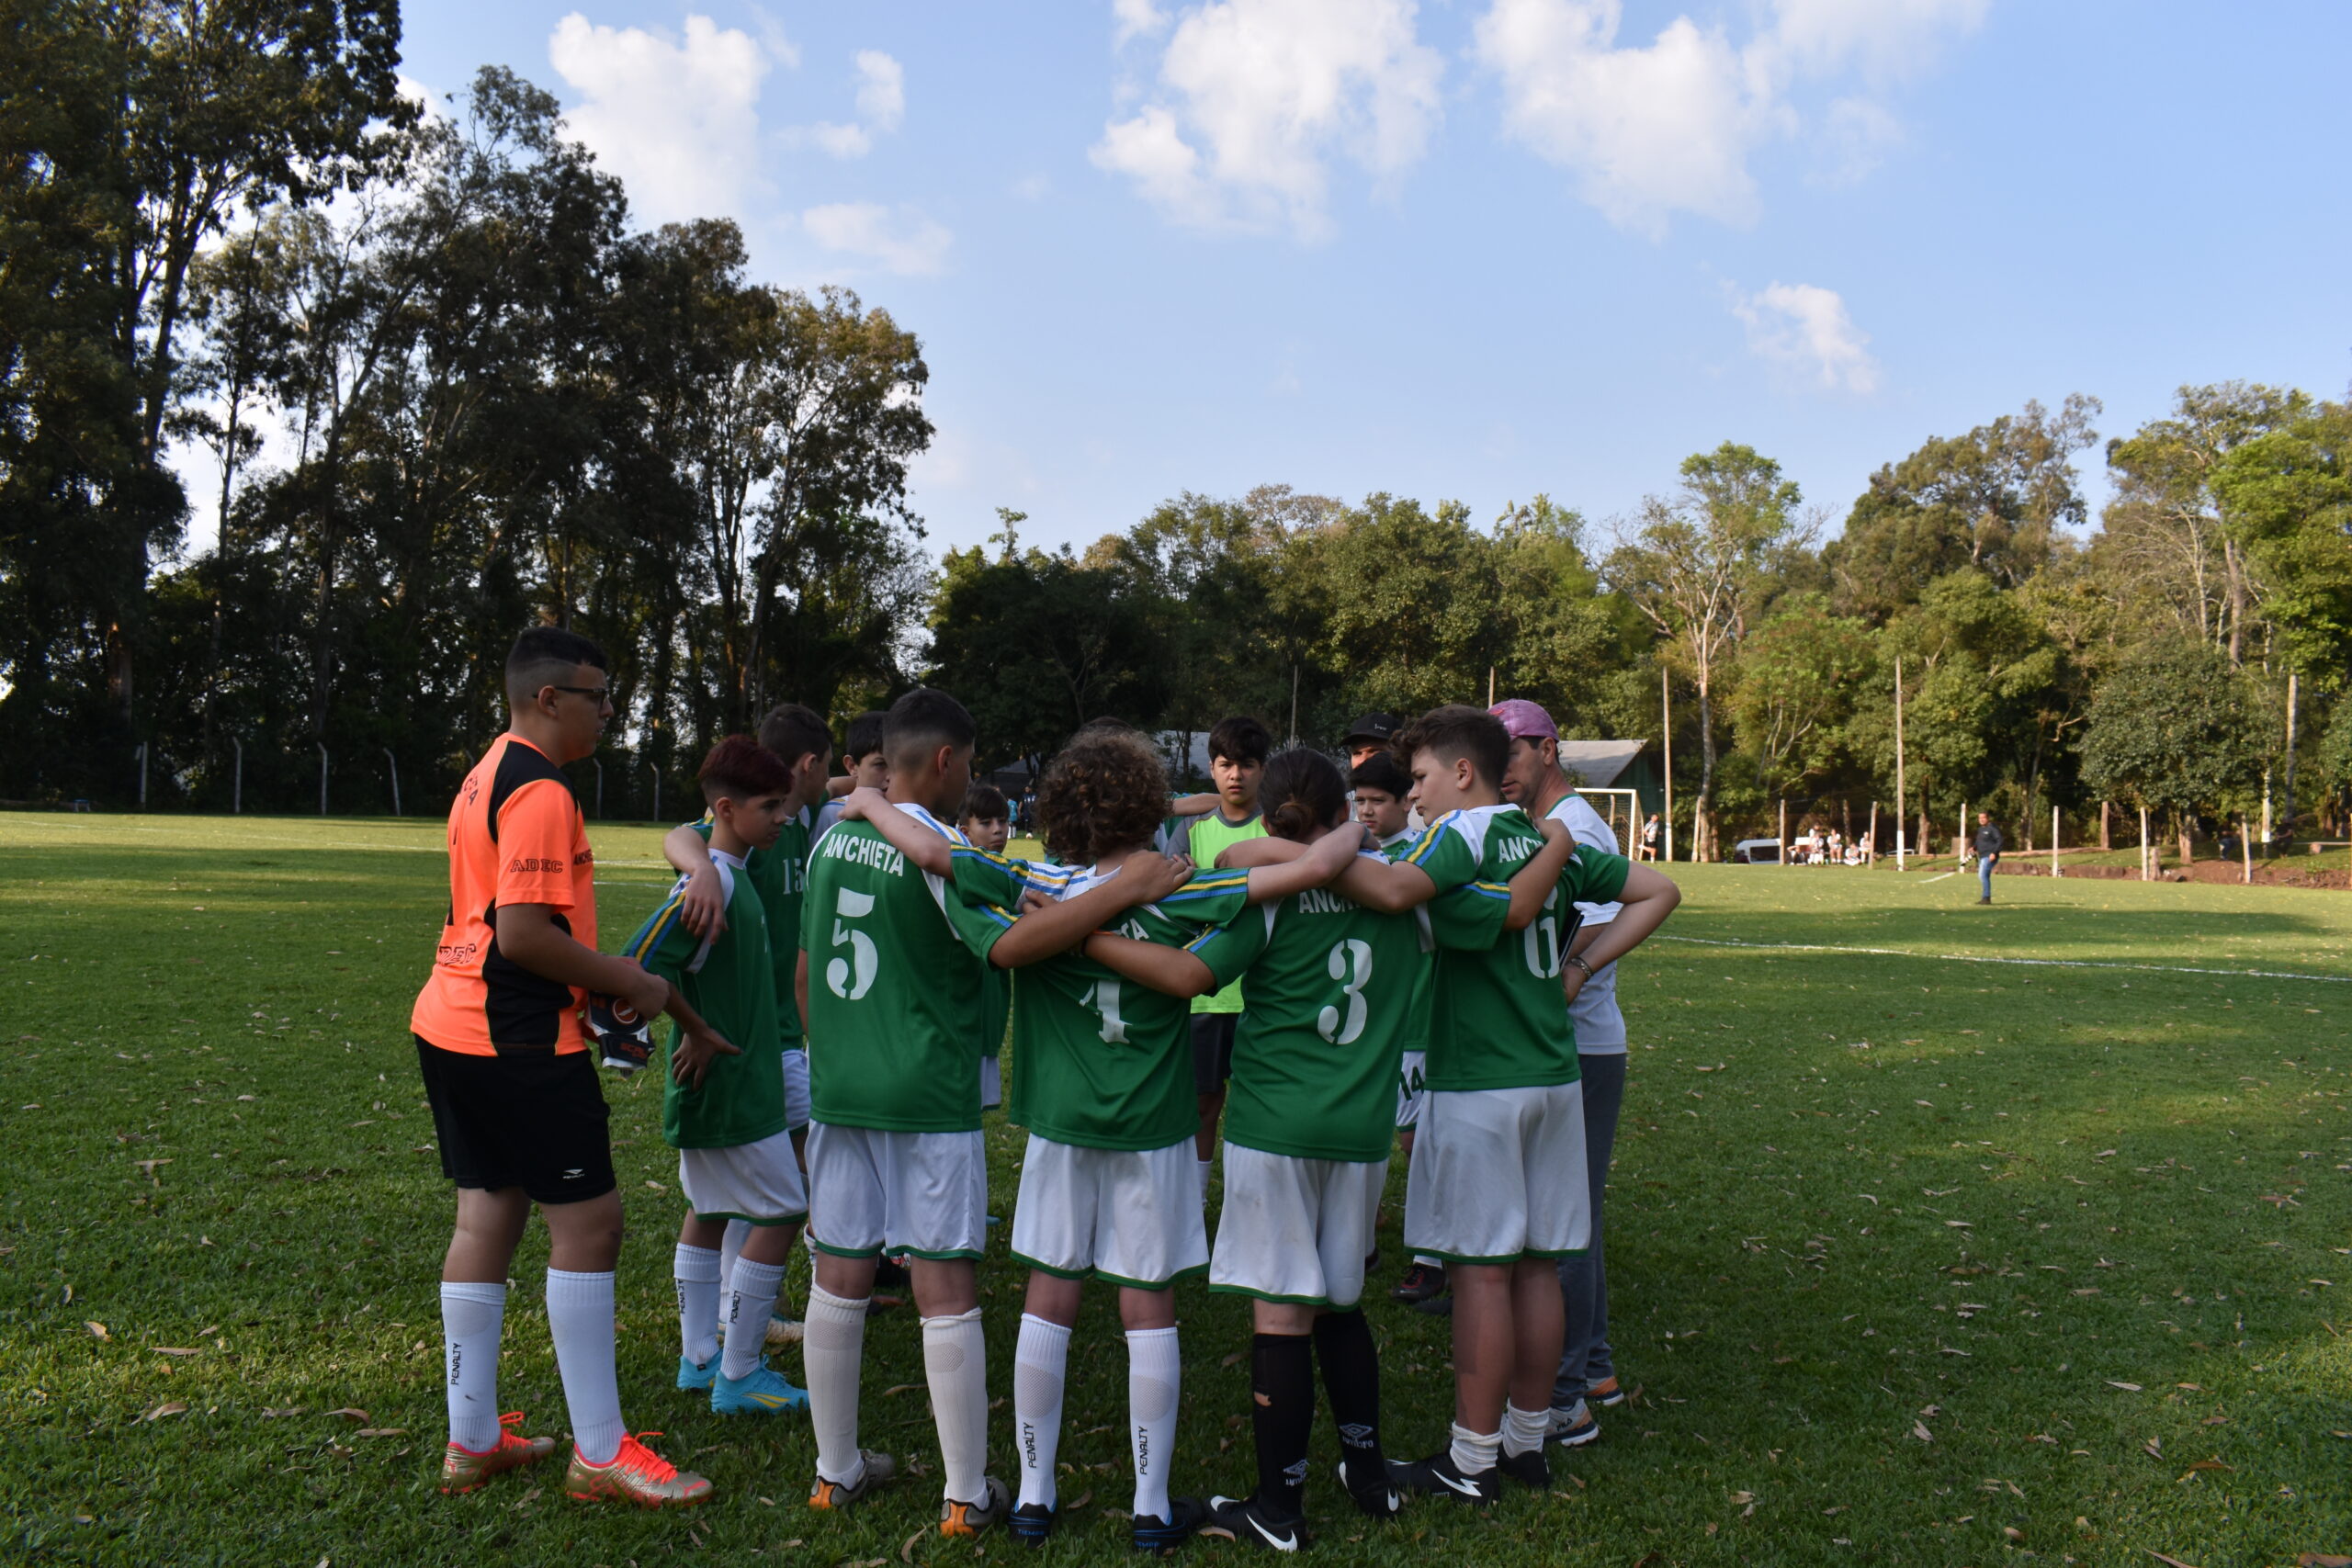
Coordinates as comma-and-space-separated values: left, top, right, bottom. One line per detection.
412, 733, 598, 1055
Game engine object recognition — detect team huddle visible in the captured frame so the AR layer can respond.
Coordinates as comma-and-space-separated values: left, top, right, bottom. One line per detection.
411, 626, 1680, 1549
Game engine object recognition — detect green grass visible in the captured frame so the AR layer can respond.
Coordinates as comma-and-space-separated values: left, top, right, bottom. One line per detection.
6, 813, 2352, 1564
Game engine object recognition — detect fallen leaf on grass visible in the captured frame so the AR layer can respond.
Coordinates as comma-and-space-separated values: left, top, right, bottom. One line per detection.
510, 1485, 540, 1509
261, 1407, 304, 1418
1221, 1351, 1246, 1368
2006, 1527, 2026, 1543
2143, 1438, 2163, 1459
900, 1528, 926, 1563
151, 1347, 201, 1357
2106, 1382, 2143, 1392
85, 1321, 108, 1340
2183, 1460, 2231, 1472
880, 1384, 922, 1398
2147, 1552, 2201, 1568
1067, 1491, 1092, 1510
324, 1408, 369, 1422
141, 1402, 187, 1422
1945, 1220, 1973, 1229
1913, 1422, 1934, 1442
355, 1428, 405, 1438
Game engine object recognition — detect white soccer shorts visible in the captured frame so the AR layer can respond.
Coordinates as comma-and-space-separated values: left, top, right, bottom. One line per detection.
805, 1122, 987, 1260
978, 1053, 1002, 1111
1210, 1144, 1388, 1308
1009, 1134, 1206, 1288
780, 1046, 811, 1132
1402, 1081, 1591, 1264
678, 1127, 808, 1224
1394, 1049, 1428, 1130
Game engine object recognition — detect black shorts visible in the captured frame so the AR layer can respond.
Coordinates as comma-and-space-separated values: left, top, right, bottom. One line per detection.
416, 1036, 616, 1205
1191, 1012, 1239, 1096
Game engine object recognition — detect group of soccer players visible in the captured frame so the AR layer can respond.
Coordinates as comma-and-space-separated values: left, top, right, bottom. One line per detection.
412, 626, 1679, 1548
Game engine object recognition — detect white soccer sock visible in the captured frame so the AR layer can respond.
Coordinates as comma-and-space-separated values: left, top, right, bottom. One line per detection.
673, 1243, 720, 1368
1197, 1158, 1213, 1205
922, 1307, 989, 1505
1501, 1402, 1549, 1459
1412, 1255, 1442, 1269
440, 1280, 506, 1453
804, 1283, 869, 1485
718, 1219, 752, 1300
546, 1268, 626, 1466
1012, 1314, 1070, 1509
722, 1258, 787, 1380
1125, 1325, 1182, 1521
1448, 1421, 1501, 1478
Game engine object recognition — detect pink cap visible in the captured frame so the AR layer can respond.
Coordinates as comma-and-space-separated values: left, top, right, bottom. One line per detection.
1489, 698, 1557, 742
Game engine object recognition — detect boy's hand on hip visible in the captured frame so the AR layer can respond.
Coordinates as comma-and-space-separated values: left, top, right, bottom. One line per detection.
671, 1023, 741, 1088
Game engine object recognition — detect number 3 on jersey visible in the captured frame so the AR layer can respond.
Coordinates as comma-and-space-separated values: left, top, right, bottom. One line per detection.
1317, 939, 1373, 1044
826, 887, 878, 998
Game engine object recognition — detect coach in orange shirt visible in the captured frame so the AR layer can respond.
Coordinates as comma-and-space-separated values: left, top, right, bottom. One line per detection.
416, 626, 733, 1507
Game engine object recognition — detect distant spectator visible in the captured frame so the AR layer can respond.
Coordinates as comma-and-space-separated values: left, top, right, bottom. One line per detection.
1973, 812, 2003, 904
1637, 813, 1660, 862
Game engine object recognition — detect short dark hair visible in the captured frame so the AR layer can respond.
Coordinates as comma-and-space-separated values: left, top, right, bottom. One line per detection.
1350, 751, 1411, 799
961, 783, 1008, 823
757, 703, 832, 771
698, 734, 793, 804
1393, 704, 1508, 791
1260, 749, 1350, 844
504, 626, 606, 707
842, 710, 888, 762
883, 688, 977, 768
1037, 729, 1170, 864
1208, 715, 1272, 766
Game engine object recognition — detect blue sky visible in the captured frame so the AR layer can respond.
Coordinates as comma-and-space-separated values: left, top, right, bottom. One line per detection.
384, 0, 2352, 559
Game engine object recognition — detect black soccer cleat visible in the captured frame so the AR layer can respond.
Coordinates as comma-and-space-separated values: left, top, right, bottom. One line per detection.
1391, 1261, 1447, 1304
1008, 1500, 1057, 1547
1496, 1444, 1550, 1489
1386, 1449, 1499, 1505
1335, 1457, 1402, 1519
1205, 1493, 1305, 1553
1132, 1495, 1211, 1552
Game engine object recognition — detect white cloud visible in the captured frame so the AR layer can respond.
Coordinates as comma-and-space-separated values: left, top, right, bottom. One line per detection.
1113, 0, 1171, 46
1012, 173, 1053, 201
548, 13, 773, 228
1092, 0, 1443, 240
803, 202, 953, 276
1474, 0, 1984, 235
1729, 281, 1880, 394
793, 50, 907, 160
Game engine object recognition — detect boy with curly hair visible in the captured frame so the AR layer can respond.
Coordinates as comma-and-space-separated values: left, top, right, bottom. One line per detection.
847, 726, 1362, 1550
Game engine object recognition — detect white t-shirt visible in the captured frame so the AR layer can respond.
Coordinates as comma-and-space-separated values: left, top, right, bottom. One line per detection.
1545, 789, 1627, 1055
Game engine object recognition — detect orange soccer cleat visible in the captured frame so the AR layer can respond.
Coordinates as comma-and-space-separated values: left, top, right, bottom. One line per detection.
439, 1411, 557, 1495
563, 1431, 713, 1507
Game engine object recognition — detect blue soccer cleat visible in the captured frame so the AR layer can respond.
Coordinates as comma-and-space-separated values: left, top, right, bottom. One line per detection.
712, 1358, 808, 1415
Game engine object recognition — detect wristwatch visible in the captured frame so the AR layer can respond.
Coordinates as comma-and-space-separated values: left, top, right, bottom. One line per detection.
1566, 953, 1594, 981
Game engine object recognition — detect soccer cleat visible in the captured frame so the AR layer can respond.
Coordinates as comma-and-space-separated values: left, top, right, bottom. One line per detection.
764, 1311, 805, 1346
1390, 1262, 1447, 1304
1496, 1445, 1550, 1488
1550, 1399, 1601, 1448
809, 1450, 898, 1511
940, 1474, 1012, 1537
676, 1352, 716, 1392
711, 1358, 808, 1415
439, 1410, 556, 1494
1336, 1457, 1402, 1519
1587, 1376, 1625, 1408
1132, 1495, 1211, 1552
1205, 1493, 1305, 1553
1386, 1449, 1499, 1505
564, 1431, 712, 1507
1411, 1293, 1453, 1319
1008, 1500, 1057, 1547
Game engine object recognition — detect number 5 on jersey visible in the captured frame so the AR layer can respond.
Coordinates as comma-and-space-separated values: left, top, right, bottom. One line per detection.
827, 888, 878, 998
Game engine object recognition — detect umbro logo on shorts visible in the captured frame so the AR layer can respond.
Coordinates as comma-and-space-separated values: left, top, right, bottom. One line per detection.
561, 1168, 584, 1180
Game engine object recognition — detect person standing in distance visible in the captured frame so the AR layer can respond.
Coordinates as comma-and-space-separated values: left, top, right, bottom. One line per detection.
414, 626, 724, 1506
1973, 812, 2003, 904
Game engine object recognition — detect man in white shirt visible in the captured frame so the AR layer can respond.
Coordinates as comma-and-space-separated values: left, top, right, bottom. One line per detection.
1490, 700, 1632, 1447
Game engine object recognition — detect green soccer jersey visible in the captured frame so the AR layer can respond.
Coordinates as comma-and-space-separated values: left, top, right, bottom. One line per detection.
955, 854, 1254, 1151
1380, 830, 1436, 1055
1402, 805, 1632, 1093
693, 805, 813, 1046
799, 806, 1014, 1133
1161, 808, 1264, 1015
623, 852, 787, 1150
1189, 865, 1424, 1163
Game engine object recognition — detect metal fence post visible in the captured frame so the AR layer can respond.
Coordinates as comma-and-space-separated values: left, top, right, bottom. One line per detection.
649, 762, 659, 823
384, 748, 401, 817
317, 742, 329, 817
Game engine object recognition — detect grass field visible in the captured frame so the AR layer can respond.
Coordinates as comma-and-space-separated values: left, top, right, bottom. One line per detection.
6, 813, 2351, 1566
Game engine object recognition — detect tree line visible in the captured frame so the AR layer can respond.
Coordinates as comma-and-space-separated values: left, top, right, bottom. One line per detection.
6, 6, 2348, 856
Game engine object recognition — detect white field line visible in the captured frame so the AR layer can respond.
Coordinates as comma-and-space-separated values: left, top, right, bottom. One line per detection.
1656, 931, 2352, 986
1920, 871, 1958, 884
0, 819, 676, 871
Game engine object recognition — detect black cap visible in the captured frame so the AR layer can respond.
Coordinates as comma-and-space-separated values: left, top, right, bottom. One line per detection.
1342, 712, 1401, 747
